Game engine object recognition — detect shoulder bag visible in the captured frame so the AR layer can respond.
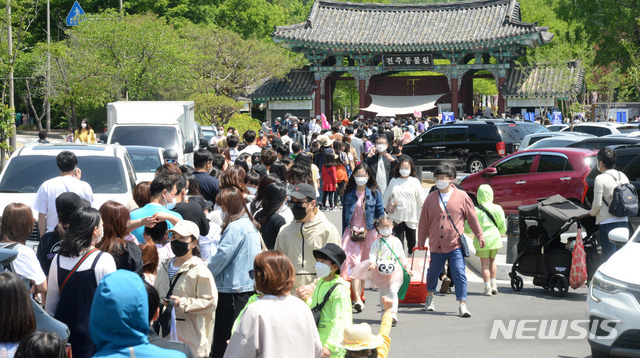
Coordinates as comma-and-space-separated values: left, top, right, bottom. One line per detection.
154, 268, 185, 337
350, 195, 367, 242
438, 191, 470, 257
311, 283, 339, 326
381, 238, 411, 300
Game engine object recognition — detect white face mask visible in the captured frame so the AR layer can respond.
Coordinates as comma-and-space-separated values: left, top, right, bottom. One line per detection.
81, 123, 87, 129
399, 169, 411, 177
379, 228, 393, 237
247, 187, 257, 195
354, 177, 368, 187
435, 180, 450, 190
220, 210, 228, 222
376, 144, 387, 153
164, 192, 177, 210
315, 262, 332, 278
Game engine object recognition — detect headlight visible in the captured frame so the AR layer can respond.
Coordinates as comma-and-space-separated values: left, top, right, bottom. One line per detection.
590, 271, 628, 302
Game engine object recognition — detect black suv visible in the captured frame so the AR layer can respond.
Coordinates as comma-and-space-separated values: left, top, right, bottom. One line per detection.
402, 120, 548, 173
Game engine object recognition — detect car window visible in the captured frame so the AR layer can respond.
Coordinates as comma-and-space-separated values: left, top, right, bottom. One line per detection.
537, 154, 574, 172
498, 125, 530, 144
443, 128, 467, 142
495, 154, 536, 175
421, 128, 443, 143
111, 126, 180, 151
0, 155, 128, 194
522, 124, 550, 134
617, 126, 640, 134
467, 126, 497, 141
620, 153, 640, 182
127, 149, 162, 173
529, 135, 552, 145
527, 138, 575, 150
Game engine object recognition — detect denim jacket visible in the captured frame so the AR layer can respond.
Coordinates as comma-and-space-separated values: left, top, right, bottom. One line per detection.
208, 216, 261, 293
342, 187, 385, 234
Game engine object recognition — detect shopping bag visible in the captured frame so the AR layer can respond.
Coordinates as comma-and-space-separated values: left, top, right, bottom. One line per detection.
569, 225, 588, 289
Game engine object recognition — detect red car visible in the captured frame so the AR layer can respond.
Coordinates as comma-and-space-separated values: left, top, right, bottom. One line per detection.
459, 148, 597, 214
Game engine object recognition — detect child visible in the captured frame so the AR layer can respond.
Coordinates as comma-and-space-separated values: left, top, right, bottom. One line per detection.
350, 216, 409, 325
321, 151, 338, 210
311, 243, 352, 358
142, 221, 172, 263
335, 157, 349, 209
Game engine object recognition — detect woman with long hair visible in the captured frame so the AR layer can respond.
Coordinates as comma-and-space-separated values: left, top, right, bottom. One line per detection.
220, 166, 248, 194
0, 203, 47, 297
249, 173, 280, 214
97, 201, 143, 274
74, 119, 96, 143
341, 162, 385, 313
253, 181, 288, 249
45, 207, 116, 358
0, 272, 36, 358
208, 187, 262, 358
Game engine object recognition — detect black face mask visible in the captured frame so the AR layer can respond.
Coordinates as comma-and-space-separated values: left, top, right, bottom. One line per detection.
171, 240, 191, 257
290, 202, 310, 221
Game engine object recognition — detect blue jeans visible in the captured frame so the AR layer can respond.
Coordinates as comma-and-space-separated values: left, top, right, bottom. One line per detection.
426, 248, 467, 301
598, 221, 628, 260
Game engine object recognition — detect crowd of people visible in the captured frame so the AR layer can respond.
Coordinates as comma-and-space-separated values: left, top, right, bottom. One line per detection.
1, 115, 519, 358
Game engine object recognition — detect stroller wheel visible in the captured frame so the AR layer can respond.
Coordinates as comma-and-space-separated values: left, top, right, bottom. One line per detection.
549, 274, 569, 297
510, 275, 524, 291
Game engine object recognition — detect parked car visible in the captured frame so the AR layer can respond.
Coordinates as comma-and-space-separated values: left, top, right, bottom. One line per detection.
201, 126, 215, 143
459, 148, 597, 214
518, 132, 593, 151
587, 225, 640, 358
567, 137, 640, 150
561, 123, 639, 137
525, 137, 582, 150
403, 120, 548, 174
547, 124, 568, 132
0, 143, 137, 242
124, 145, 164, 183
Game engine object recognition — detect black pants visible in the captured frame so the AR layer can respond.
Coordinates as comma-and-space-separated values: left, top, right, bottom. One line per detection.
322, 190, 335, 208
210, 291, 254, 358
393, 221, 416, 255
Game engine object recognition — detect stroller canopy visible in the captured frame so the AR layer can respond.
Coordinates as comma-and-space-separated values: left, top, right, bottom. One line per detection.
519, 195, 588, 238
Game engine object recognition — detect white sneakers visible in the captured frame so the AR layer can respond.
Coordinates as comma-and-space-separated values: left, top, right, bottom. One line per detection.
483, 286, 493, 296
459, 303, 471, 318
423, 295, 435, 311
491, 282, 498, 295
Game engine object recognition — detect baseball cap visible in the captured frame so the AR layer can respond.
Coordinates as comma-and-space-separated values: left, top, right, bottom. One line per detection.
288, 183, 316, 201
167, 220, 200, 240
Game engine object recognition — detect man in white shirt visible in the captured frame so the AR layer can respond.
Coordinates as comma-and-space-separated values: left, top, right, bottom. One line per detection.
33, 151, 94, 236
238, 130, 261, 156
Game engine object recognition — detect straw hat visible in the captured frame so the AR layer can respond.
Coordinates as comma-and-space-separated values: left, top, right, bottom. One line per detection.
339, 323, 384, 351
318, 134, 334, 147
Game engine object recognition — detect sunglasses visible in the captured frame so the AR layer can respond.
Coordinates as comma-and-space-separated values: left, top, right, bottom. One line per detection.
165, 159, 178, 164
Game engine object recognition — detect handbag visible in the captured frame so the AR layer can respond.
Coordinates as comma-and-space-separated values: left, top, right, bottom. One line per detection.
154, 268, 184, 337
439, 191, 470, 257
569, 224, 588, 289
311, 283, 339, 326
381, 238, 411, 300
350, 196, 367, 242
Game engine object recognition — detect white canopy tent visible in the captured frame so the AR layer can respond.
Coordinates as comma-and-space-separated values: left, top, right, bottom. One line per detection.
361, 94, 446, 117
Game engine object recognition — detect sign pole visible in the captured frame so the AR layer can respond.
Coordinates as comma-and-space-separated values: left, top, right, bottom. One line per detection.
7, 0, 15, 153
46, 0, 51, 131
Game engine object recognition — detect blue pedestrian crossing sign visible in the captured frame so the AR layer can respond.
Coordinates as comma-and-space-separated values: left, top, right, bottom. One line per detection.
66, 1, 86, 26
552, 111, 563, 125
442, 112, 454, 124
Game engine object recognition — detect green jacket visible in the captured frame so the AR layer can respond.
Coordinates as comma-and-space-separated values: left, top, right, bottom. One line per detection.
465, 184, 506, 252
309, 275, 352, 357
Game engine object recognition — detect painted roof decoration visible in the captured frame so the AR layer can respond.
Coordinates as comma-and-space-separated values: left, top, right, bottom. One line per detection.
250, 71, 315, 100
504, 60, 585, 99
272, 0, 553, 53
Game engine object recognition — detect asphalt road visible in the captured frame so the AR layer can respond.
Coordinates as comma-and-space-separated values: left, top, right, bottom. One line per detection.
322, 209, 592, 358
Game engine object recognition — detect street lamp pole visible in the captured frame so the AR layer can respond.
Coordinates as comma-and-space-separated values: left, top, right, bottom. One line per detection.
7, 0, 15, 153
46, 0, 50, 131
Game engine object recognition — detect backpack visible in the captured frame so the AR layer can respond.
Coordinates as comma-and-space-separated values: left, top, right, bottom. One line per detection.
603, 171, 638, 217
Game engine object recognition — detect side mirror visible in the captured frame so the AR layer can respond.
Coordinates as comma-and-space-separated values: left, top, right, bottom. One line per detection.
608, 227, 630, 245
482, 167, 498, 177
184, 141, 194, 154
199, 138, 209, 148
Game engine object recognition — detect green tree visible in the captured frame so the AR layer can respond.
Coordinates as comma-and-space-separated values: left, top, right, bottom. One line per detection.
213, 0, 287, 39
191, 92, 243, 125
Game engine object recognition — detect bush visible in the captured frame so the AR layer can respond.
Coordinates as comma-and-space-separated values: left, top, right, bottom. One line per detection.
17, 124, 38, 131
224, 113, 261, 135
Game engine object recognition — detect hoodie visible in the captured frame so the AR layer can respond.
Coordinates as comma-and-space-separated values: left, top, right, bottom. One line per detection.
90, 270, 185, 358
465, 184, 506, 252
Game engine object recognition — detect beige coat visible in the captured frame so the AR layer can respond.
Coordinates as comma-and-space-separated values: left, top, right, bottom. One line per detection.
155, 256, 218, 358
275, 210, 341, 290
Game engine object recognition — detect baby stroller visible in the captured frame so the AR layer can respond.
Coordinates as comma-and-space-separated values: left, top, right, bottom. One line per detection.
509, 195, 601, 297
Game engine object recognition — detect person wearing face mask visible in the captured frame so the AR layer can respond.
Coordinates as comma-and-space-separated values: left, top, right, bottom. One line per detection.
45, 207, 117, 358
382, 158, 426, 255
253, 182, 288, 249
238, 130, 261, 156
155, 220, 217, 358
275, 183, 342, 292
365, 136, 397, 196
74, 118, 96, 143
340, 163, 385, 313
207, 187, 262, 358
309, 243, 351, 358
130, 175, 184, 244
418, 163, 485, 318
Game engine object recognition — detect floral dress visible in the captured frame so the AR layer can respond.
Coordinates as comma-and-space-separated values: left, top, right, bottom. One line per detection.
340, 190, 378, 280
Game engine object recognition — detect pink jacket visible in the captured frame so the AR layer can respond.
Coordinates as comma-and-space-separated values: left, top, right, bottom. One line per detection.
417, 187, 484, 254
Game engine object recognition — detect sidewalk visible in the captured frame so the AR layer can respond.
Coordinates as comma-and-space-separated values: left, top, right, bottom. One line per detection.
16, 130, 65, 140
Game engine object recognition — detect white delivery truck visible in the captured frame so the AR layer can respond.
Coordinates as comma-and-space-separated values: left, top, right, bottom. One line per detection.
106, 101, 203, 165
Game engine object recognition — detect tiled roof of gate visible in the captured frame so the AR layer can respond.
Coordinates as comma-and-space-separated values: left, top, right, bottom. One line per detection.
250, 71, 315, 100
272, 0, 553, 52
504, 60, 585, 99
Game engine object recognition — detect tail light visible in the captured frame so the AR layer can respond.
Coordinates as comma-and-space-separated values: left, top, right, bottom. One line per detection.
581, 171, 589, 203
497, 141, 506, 156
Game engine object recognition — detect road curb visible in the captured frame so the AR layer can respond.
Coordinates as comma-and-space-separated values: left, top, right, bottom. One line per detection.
16, 130, 65, 140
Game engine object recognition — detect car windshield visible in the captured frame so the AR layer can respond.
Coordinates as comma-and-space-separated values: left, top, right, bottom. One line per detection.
111, 126, 179, 151
526, 138, 576, 150
618, 126, 640, 134
0, 155, 127, 193
202, 129, 214, 141
126, 148, 162, 173
498, 125, 532, 144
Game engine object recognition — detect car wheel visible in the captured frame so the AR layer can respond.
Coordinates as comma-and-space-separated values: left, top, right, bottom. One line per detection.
467, 157, 486, 174
549, 274, 569, 297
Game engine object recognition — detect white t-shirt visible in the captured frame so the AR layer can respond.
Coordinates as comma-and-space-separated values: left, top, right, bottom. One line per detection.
239, 144, 261, 156
32, 175, 94, 233
0, 242, 46, 285
45, 250, 116, 316
438, 190, 453, 211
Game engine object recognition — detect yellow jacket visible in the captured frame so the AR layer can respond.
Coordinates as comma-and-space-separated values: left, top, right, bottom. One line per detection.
75, 128, 96, 143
